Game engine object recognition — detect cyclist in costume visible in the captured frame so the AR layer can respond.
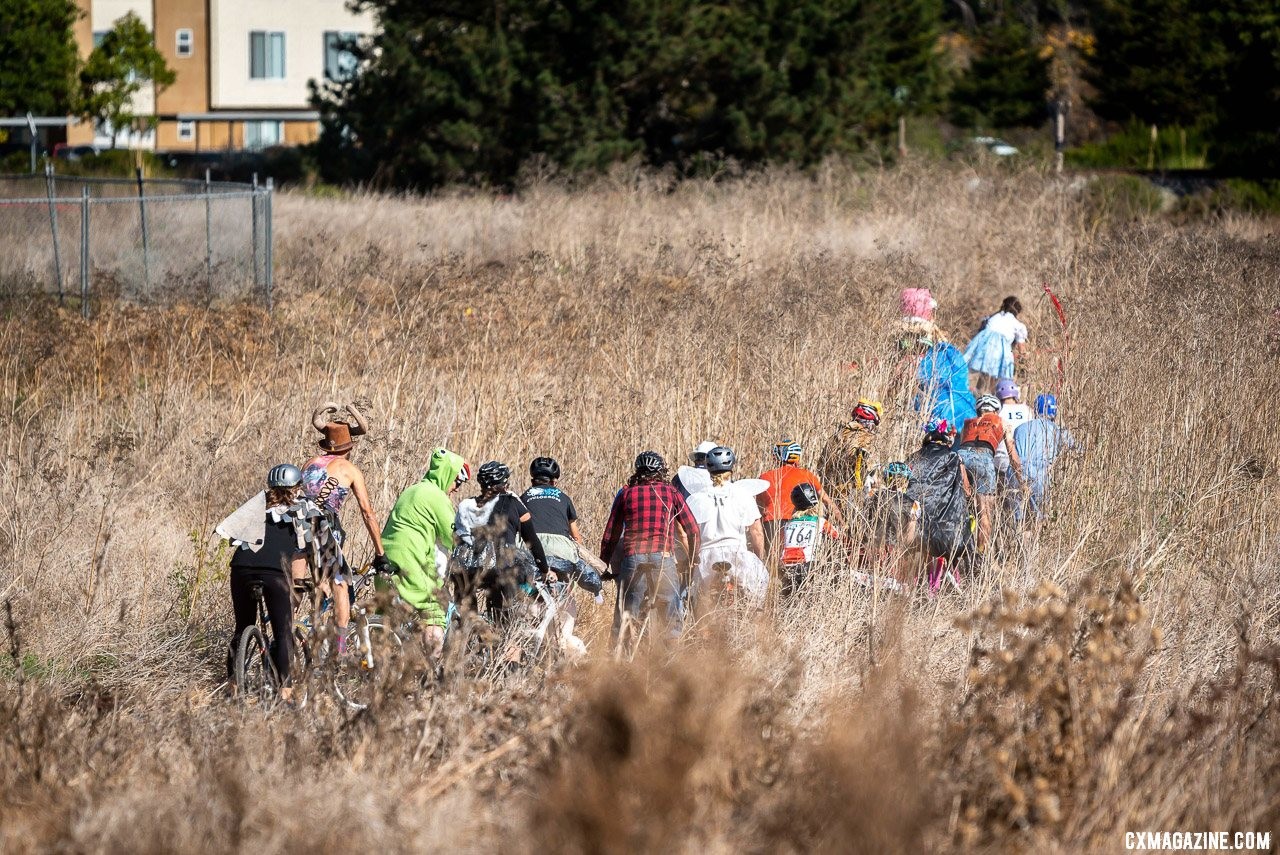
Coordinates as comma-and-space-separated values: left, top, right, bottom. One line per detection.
859, 461, 920, 589
454, 461, 552, 622
757, 438, 843, 565
599, 451, 700, 639
381, 448, 470, 657
1013, 393, 1080, 524
818, 398, 884, 500
685, 446, 769, 604
520, 456, 604, 601
302, 402, 387, 655
963, 295, 1028, 394
778, 482, 840, 596
994, 379, 1033, 512
907, 419, 972, 592
956, 394, 1026, 554
217, 464, 320, 700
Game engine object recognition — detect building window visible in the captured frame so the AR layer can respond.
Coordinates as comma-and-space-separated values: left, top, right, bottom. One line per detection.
249, 31, 286, 79
92, 31, 107, 48
244, 121, 282, 151
323, 31, 359, 81
177, 121, 195, 141
176, 29, 194, 58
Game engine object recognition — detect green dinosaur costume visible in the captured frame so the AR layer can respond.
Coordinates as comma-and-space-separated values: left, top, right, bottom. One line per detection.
381, 448, 466, 626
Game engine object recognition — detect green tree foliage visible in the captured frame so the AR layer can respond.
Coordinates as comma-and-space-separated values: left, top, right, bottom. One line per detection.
1085, 0, 1280, 172
78, 13, 175, 148
0, 0, 80, 117
949, 19, 1051, 129
315, 0, 945, 189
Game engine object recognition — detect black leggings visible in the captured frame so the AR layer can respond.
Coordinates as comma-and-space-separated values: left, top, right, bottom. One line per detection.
228, 565, 294, 682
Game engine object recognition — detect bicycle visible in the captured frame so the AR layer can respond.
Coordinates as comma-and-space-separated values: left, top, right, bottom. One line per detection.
232, 579, 310, 707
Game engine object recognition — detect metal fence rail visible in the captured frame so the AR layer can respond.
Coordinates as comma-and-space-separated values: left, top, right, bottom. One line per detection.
0, 167, 273, 317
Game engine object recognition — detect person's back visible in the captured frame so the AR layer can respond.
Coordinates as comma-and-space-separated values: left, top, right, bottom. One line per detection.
382, 449, 467, 624
865, 487, 919, 548
759, 463, 822, 523
778, 483, 838, 596
907, 440, 968, 560
1014, 418, 1074, 480
996, 400, 1032, 470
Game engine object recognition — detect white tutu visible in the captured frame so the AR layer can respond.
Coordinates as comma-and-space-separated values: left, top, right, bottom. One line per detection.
695, 544, 769, 601
963, 327, 1015, 379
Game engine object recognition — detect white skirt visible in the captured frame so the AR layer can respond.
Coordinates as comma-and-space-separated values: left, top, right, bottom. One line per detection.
696, 544, 769, 601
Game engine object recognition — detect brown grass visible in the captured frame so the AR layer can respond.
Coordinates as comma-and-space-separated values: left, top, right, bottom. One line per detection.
1, 162, 1278, 852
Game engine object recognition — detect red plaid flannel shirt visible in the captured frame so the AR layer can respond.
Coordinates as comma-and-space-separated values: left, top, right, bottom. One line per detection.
599, 481, 700, 563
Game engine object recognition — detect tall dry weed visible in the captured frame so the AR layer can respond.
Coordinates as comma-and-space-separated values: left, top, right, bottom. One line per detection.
1, 162, 1277, 851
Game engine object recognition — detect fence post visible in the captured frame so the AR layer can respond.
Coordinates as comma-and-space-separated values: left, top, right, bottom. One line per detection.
204, 168, 213, 301
80, 187, 91, 320
44, 163, 64, 304
250, 174, 261, 293
264, 177, 274, 311
135, 167, 150, 289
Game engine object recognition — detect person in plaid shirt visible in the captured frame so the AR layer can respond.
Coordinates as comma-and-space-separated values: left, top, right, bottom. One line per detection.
600, 450, 700, 640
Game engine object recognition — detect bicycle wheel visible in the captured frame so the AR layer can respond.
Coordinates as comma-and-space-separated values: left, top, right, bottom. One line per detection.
332, 615, 403, 711
235, 626, 272, 704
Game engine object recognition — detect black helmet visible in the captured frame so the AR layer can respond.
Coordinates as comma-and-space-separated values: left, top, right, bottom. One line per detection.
530, 456, 561, 481
704, 446, 736, 474
267, 463, 303, 489
477, 461, 511, 490
791, 481, 819, 511
634, 450, 666, 476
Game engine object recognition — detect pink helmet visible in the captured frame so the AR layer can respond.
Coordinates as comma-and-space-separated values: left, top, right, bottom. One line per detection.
995, 378, 1020, 401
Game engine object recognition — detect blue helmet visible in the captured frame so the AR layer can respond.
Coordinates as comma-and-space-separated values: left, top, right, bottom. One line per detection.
1036, 393, 1058, 418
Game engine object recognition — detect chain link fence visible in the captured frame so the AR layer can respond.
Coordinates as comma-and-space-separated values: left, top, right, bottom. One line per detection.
0, 168, 273, 316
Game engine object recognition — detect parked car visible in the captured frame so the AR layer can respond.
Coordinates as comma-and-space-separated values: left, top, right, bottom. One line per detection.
971, 136, 1019, 157
52, 143, 107, 161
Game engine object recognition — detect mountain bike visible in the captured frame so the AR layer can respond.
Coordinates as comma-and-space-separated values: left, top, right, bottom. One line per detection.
232, 579, 310, 707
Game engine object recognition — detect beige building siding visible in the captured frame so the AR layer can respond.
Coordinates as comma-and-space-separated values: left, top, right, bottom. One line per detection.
154, 0, 209, 151
209, 0, 374, 109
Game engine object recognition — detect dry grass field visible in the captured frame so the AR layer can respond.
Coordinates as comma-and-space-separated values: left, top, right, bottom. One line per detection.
1, 162, 1278, 852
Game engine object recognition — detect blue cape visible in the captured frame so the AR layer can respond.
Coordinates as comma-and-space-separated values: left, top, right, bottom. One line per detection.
914, 343, 977, 426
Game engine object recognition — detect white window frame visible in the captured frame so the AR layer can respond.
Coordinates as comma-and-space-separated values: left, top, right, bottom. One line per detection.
323, 31, 360, 82
176, 28, 194, 58
244, 120, 283, 151
249, 31, 286, 80
177, 120, 195, 141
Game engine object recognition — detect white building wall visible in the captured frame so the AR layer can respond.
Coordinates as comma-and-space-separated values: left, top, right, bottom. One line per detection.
210, 0, 375, 108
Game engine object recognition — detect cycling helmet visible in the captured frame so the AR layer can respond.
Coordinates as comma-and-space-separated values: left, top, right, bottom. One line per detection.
791, 481, 820, 511
924, 417, 950, 436
1036, 393, 1058, 418
530, 456, 561, 481
704, 446, 736, 474
773, 437, 803, 464
634, 450, 667, 476
995, 378, 1020, 401
976, 394, 1001, 414
690, 440, 718, 466
267, 463, 303, 489
477, 461, 511, 489
883, 461, 912, 487
852, 398, 883, 426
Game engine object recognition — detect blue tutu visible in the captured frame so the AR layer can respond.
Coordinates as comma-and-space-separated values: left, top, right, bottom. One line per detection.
964, 327, 1015, 379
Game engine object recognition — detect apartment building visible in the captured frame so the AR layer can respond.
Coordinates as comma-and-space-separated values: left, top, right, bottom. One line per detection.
69, 0, 374, 152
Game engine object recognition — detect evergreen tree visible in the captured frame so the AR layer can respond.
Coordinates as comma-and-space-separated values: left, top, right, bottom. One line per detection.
0, 0, 80, 117
949, 19, 1051, 129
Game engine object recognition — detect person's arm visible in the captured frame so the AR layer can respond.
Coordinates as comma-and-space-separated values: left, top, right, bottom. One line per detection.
1003, 431, 1027, 483
599, 490, 623, 564
747, 519, 765, 559
346, 464, 385, 555
819, 487, 844, 526
518, 512, 552, 578
569, 520, 584, 544
675, 494, 700, 563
